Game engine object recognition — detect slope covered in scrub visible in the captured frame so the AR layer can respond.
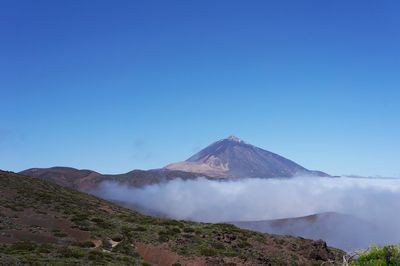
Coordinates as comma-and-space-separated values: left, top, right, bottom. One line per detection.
351, 245, 400, 265
0, 170, 344, 265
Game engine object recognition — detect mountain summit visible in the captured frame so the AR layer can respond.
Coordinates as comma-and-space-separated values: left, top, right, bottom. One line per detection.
226, 135, 244, 143
165, 136, 328, 178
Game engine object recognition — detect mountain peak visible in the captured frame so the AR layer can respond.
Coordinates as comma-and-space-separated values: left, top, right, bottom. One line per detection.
165, 137, 329, 178
226, 135, 244, 143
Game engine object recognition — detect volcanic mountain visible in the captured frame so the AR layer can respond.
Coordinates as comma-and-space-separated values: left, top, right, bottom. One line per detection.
165, 136, 328, 178
20, 136, 328, 191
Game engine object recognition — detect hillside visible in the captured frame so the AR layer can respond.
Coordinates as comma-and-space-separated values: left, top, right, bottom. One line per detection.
166, 136, 328, 178
0, 170, 344, 265
20, 167, 205, 191
231, 212, 380, 252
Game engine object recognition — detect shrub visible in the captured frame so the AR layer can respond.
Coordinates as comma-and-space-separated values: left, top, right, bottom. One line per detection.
212, 223, 238, 231
10, 241, 37, 252
121, 226, 134, 240
237, 241, 252, 248
158, 233, 169, 242
111, 234, 123, 242
158, 227, 181, 242
352, 245, 400, 265
171, 227, 181, 234
53, 231, 67, 237
37, 243, 53, 253
158, 220, 184, 227
211, 242, 225, 250
57, 246, 84, 259
101, 238, 112, 250
91, 217, 104, 223
199, 247, 217, 257
88, 250, 105, 261
112, 240, 138, 256
75, 241, 95, 248
133, 226, 147, 232
71, 213, 89, 222
183, 227, 195, 233
91, 217, 112, 229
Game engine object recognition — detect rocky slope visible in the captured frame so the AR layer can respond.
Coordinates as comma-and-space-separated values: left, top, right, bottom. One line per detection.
166, 136, 328, 178
0, 170, 345, 265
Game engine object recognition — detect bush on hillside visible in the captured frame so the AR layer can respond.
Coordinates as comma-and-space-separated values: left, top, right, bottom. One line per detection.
352, 245, 400, 265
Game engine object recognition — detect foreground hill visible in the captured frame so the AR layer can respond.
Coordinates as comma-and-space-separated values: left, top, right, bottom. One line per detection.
166, 136, 328, 178
0, 170, 344, 265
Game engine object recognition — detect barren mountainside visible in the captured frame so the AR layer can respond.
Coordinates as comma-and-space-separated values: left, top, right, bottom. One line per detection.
166, 136, 328, 178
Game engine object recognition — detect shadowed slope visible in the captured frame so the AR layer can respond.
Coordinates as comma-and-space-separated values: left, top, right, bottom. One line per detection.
231, 212, 381, 252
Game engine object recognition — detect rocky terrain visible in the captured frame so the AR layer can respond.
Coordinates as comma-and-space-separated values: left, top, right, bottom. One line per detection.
0, 170, 345, 265
165, 136, 328, 178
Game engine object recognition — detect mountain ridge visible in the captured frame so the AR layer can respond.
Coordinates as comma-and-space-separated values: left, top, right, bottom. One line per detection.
20, 136, 329, 190
230, 212, 383, 252
20, 167, 206, 191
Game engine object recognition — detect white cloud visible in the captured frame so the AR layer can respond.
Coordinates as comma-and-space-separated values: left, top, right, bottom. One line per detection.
95, 176, 400, 250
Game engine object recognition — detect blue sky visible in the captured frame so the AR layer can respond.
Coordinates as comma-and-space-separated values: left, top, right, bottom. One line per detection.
1, 0, 399, 176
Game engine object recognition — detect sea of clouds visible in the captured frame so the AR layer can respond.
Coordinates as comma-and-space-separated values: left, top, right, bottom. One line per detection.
95, 176, 400, 250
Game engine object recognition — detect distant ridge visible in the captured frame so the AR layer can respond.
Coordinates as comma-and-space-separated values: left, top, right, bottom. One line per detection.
20, 166, 102, 190
230, 212, 381, 252
20, 167, 206, 190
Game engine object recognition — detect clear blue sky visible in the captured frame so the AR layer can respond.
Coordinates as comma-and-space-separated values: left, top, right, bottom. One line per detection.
1, 0, 399, 177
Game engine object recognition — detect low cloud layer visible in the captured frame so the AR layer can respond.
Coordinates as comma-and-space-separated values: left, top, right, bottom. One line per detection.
95, 176, 400, 250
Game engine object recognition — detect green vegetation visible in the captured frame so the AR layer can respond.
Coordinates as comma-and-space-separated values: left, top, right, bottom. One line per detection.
0, 171, 345, 265
0, 240, 139, 264
352, 245, 400, 266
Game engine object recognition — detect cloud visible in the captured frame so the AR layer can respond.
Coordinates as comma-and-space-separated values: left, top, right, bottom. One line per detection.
94, 176, 400, 250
